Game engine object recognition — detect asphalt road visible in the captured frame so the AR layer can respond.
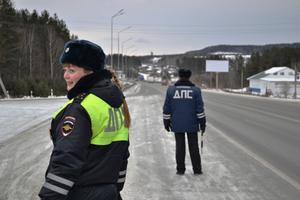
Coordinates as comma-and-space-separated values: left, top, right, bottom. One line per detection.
123, 82, 300, 199
204, 90, 300, 186
0, 81, 299, 200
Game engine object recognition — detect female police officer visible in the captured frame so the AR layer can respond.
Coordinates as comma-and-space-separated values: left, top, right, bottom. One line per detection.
39, 40, 130, 200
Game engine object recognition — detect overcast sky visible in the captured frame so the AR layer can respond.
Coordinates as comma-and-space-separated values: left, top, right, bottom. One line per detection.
12, 0, 300, 56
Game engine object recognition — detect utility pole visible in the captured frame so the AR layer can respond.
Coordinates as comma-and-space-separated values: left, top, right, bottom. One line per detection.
216, 72, 219, 89
241, 62, 244, 92
241, 68, 243, 91
294, 61, 298, 99
117, 26, 131, 71
121, 38, 132, 74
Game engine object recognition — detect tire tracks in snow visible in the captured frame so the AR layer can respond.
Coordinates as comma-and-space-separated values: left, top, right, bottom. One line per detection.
0, 120, 52, 200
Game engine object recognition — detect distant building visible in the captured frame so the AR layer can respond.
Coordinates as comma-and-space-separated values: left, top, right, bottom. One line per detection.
208, 52, 251, 60
247, 67, 300, 97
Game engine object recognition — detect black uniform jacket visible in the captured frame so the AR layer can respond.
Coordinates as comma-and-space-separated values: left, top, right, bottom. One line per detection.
39, 70, 129, 200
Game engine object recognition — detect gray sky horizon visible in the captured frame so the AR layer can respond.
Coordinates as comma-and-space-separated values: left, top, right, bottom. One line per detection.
12, 0, 300, 56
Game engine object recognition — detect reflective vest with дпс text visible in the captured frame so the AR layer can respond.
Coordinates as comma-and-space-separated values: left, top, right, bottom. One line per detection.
53, 93, 129, 145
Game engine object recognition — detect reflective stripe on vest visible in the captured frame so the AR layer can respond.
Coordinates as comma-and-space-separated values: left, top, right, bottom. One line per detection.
52, 94, 129, 145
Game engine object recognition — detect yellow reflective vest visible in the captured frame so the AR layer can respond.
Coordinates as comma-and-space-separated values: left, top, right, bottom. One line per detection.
53, 93, 129, 145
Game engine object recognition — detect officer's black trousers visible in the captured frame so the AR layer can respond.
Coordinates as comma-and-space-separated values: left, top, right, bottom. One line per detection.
66, 184, 121, 200
175, 132, 202, 173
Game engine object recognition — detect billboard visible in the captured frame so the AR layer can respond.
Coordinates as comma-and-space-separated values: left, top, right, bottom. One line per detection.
206, 60, 229, 72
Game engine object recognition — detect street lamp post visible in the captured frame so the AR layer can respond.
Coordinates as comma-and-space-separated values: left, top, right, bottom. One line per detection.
127, 49, 138, 78
124, 46, 136, 78
121, 38, 132, 72
294, 61, 298, 99
117, 26, 131, 71
111, 9, 125, 69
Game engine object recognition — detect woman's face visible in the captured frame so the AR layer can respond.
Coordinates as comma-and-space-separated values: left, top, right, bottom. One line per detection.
63, 64, 92, 91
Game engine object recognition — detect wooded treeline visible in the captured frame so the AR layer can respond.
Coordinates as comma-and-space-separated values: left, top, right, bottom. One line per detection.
0, 0, 75, 97
176, 47, 300, 88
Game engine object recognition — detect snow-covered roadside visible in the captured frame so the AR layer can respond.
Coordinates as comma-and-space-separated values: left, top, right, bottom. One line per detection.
0, 98, 67, 143
0, 81, 137, 144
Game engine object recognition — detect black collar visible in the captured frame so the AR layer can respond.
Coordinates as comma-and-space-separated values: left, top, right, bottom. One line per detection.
174, 80, 195, 87
67, 69, 112, 99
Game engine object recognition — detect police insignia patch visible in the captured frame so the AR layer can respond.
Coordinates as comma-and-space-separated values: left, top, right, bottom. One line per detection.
61, 116, 76, 136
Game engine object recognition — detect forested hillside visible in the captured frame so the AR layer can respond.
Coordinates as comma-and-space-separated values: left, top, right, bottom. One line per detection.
185, 43, 300, 55
0, 0, 75, 97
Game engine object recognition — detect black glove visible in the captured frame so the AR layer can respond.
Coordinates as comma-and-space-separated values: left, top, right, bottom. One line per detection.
200, 124, 206, 134
163, 119, 171, 132
198, 116, 206, 134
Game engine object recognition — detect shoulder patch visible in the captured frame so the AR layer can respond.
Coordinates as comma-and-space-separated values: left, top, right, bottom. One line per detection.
61, 116, 76, 136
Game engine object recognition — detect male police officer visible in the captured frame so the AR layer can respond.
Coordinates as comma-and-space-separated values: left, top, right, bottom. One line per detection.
163, 68, 206, 175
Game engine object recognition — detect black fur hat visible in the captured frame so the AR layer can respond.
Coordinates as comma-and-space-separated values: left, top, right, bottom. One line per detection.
60, 40, 105, 72
178, 68, 192, 79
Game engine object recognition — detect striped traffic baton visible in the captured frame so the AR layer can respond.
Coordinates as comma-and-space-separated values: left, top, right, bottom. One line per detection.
201, 131, 204, 154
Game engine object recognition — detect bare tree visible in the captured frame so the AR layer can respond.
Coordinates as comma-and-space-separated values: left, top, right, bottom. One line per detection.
47, 26, 63, 79
28, 24, 34, 77
48, 25, 55, 80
